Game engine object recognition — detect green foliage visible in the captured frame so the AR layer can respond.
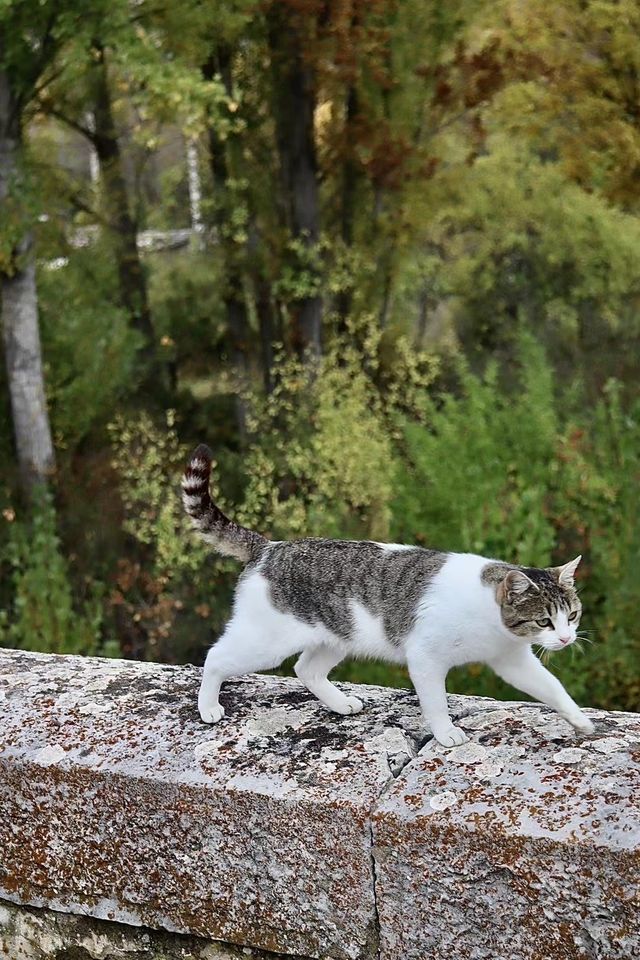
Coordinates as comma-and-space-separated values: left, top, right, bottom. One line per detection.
424, 143, 640, 368
394, 334, 557, 564
554, 383, 640, 710
274, 234, 325, 303
38, 250, 141, 449
109, 408, 207, 576
0, 491, 104, 655
0, 166, 37, 277
107, 409, 233, 661
148, 249, 226, 370
239, 332, 435, 543
392, 337, 640, 710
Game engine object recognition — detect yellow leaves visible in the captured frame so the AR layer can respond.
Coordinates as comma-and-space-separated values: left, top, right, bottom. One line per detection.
108, 410, 208, 577
237, 331, 438, 544
312, 361, 393, 534
490, 0, 640, 209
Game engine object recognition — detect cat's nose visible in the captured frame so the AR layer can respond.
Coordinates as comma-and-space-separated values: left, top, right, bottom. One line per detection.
559, 637, 572, 646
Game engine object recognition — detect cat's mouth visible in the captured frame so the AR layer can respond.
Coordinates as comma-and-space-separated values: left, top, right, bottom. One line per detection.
538, 638, 574, 651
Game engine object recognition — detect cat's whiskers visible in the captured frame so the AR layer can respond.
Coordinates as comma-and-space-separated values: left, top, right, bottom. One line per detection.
534, 644, 552, 665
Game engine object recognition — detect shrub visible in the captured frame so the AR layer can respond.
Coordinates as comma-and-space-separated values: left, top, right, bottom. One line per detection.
108, 409, 233, 662
393, 333, 557, 565
0, 491, 105, 656
392, 336, 640, 710
238, 330, 434, 542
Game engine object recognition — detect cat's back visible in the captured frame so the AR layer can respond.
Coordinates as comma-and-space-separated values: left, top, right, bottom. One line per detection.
259, 536, 445, 582
256, 537, 448, 642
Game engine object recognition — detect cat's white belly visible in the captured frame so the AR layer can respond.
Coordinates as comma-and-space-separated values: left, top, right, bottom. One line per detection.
348, 599, 408, 664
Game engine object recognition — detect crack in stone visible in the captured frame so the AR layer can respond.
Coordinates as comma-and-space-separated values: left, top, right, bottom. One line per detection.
363, 700, 494, 958
364, 725, 435, 959
367, 819, 382, 960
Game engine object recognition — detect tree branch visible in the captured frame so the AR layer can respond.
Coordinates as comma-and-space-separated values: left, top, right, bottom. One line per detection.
36, 97, 97, 143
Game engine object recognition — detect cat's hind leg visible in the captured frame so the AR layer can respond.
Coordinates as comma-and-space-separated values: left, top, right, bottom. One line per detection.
294, 644, 364, 715
198, 619, 302, 724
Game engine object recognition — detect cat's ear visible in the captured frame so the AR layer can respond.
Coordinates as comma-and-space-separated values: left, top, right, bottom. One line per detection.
551, 555, 581, 589
497, 570, 539, 603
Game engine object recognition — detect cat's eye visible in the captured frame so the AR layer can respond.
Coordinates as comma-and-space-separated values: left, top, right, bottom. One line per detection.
536, 618, 553, 629
568, 611, 578, 622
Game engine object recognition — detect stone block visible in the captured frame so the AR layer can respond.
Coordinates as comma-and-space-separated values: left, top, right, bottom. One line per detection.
372, 703, 640, 960
0, 650, 426, 960
0, 899, 279, 960
2, 649, 638, 960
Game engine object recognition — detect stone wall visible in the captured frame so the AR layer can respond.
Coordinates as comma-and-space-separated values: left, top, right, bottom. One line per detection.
0, 649, 638, 960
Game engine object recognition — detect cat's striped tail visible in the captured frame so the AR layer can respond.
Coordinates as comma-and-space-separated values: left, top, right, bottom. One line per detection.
181, 444, 267, 563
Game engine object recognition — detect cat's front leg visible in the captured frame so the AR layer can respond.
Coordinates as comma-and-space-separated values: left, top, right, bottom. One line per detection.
490, 648, 595, 735
406, 650, 468, 747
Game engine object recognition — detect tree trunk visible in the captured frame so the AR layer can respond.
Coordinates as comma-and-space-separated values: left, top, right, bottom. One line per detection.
266, 6, 322, 360
203, 48, 251, 440
0, 66, 55, 496
89, 43, 155, 355
336, 83, 359, 330
185, 136, 204, 240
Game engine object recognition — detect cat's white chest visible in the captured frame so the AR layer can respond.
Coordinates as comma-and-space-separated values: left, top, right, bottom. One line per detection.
416, 552, 511, 667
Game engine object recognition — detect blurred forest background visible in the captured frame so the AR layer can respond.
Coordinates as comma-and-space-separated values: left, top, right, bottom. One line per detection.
1, 0, 639, 711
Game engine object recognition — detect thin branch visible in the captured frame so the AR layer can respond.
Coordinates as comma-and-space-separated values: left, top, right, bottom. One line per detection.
30, 64, 68, 103
428, 106, 476, 140
68, 191, 111, 228
36, 98, 97, 143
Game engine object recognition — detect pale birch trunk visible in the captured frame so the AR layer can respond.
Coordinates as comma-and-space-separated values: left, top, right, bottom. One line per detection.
0, 66, 55, 495
185, 136, 204, 240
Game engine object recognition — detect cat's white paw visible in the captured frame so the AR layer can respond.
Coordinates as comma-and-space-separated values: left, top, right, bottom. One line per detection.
200, 702, 225, 724
344, 695, 364, 715
567, 712, 595, 735
434, 725, 469, 748
331, 695, 364, 716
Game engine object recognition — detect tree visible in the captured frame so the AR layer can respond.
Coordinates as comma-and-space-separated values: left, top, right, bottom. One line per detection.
88, 39, 154, 350
36, 10, 161, 390
266, 2, 322, 359
0, 12, 57, 495
488, 0, 640, 210
202, 45, 252, 436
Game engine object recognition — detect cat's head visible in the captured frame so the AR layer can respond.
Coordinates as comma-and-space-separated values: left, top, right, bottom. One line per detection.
485, 557, 582, 650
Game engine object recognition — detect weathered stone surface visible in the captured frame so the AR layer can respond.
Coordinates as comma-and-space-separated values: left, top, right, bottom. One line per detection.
0, 649, 431, 960
373, 703, 640, 960
0, 898, 282, 959
2, 649, 638, 960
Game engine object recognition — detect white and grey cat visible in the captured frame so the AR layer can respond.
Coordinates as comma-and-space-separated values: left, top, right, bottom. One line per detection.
182, 445, 595, 747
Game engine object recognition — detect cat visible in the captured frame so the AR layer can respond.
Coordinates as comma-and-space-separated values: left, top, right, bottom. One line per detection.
182, 444, 595, 747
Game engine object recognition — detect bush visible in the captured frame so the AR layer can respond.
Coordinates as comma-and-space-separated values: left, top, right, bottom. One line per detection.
555, 382, 640, 710
38, 247, 141, 450
108, 409, 234, 663
392, 335, 640, 710
0, 491, 105, 656
393, 333, 557, 565
238, 330, 435, 542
